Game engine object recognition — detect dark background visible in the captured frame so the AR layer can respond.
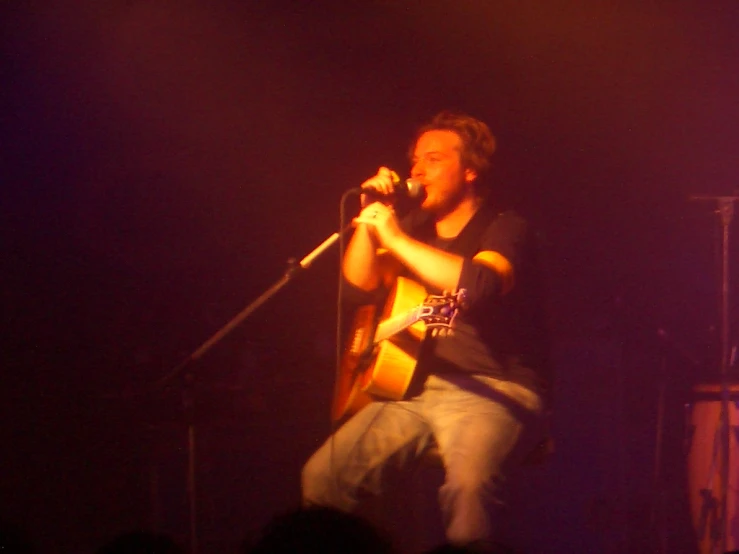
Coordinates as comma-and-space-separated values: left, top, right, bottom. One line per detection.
2, 1, 739, 552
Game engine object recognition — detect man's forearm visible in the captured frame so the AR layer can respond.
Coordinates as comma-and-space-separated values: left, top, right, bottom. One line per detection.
342, 224, 381, 291
385, 233, 464, 292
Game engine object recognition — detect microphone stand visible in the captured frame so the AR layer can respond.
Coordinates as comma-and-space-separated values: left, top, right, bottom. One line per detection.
689, 193, 737, 554
151, 222, 354, 554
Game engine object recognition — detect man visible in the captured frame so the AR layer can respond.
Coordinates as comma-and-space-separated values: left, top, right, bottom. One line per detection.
302, 111, 550, 546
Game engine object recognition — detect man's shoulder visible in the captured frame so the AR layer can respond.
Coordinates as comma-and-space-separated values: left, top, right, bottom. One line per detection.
482, 207, 529, 235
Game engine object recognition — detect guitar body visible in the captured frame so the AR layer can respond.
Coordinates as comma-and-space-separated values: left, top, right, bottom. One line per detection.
332, 277, 430, 421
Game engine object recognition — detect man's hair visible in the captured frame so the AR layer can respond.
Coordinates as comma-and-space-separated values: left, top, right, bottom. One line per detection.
410, 111, 497, 178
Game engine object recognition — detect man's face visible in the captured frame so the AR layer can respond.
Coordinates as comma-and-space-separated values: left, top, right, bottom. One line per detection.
411, 130, 476, 215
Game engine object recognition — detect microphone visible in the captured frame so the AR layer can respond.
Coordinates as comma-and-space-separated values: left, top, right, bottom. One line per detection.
357, 176, 424, 200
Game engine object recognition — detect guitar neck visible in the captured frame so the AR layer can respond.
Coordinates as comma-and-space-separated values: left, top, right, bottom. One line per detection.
374, 307, 423, 344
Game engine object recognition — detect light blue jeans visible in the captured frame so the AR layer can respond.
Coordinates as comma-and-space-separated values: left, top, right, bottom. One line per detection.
301, 372, 544, 544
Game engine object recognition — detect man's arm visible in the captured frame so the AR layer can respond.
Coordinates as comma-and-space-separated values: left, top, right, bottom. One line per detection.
342, 223, 382, 292
356, 203, 518, 304
383, 233, 465, 293
342, 166, 403, 292
382, 234, 514, 297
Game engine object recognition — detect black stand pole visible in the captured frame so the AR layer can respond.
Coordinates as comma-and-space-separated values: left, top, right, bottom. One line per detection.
151, 224, 352, 554
182, 371, 198, 554
689, 194, 736, 554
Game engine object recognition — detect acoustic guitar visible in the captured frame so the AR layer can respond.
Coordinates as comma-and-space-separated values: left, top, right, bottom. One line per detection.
332, 276, 465, 421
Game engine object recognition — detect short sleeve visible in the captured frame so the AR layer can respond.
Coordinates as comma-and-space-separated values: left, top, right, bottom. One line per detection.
456, 211, 528, 306
477, 211, 528, 270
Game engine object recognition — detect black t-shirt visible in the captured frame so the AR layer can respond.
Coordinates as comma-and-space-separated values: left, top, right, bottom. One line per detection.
343, 203, 551, 398
401, 205, 551, 398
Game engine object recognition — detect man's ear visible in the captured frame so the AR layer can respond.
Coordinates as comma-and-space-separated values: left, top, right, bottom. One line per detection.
464, 168, 478, 184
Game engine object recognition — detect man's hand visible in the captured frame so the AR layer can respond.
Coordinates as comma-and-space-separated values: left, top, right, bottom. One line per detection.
354, 202, 404, 250
359, 166, 399, 207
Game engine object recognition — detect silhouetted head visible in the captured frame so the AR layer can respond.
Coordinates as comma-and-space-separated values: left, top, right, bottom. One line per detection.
247, 506, 394, 554
95, 531, 184, 554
